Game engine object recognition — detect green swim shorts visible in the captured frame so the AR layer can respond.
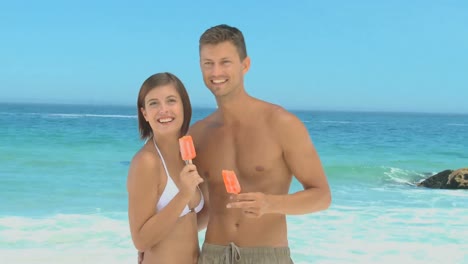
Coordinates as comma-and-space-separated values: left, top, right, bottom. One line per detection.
198, 242, 294, 264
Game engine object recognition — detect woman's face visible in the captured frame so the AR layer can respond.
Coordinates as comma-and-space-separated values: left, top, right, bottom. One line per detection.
140, 83, 184, 137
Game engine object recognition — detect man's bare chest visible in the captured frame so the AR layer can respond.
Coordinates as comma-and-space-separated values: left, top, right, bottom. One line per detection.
196, 127, 283, 181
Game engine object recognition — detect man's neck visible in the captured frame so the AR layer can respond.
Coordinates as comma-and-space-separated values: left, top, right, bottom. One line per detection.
216, 92, 258, 124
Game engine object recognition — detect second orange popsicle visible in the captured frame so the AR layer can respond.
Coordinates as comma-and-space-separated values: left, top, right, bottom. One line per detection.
222, 170, 241, 194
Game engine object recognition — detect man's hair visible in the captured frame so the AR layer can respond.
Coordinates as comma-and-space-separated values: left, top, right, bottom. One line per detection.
199, 24, 248, 60
137, 72, 192, 140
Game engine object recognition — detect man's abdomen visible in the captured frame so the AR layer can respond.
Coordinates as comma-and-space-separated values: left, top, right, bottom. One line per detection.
204, 213, 289, 247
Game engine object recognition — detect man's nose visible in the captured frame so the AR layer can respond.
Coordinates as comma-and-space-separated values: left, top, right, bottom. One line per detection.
211, 63, 223, 76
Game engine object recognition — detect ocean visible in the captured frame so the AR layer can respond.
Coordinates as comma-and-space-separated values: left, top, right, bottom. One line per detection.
1, 103, 467, 264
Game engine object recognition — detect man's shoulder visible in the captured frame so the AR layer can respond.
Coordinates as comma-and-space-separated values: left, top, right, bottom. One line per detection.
189, 111, 218, 137
259, 100, 299, 125
255, 101, 311, 148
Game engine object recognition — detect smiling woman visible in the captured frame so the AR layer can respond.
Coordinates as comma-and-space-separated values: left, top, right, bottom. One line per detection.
127, 72, 206, 264
136, 73, 192, 140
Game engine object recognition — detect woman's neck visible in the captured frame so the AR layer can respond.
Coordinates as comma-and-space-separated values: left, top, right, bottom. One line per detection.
152, 134, 180, 157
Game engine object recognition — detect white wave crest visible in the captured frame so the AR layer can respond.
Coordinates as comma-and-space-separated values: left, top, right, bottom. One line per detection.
0, 213, 131, 247
321, 121, 376, 124
383, 167, 427, 186
46, 113, 136, 119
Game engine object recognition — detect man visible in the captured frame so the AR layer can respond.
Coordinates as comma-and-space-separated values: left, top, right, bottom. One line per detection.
190, 24, 331, 263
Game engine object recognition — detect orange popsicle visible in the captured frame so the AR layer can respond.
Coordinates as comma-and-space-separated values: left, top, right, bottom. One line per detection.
222, 170, 241, 194
179, 135, 196, 164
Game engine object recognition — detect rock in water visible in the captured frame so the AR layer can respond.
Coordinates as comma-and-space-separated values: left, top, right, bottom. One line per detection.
446, 168, 468, 189
417, 170, 453, 188
418, 168, 468, 189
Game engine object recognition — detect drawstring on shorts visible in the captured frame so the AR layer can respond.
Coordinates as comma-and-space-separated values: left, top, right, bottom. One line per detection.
223, 242, 241, 264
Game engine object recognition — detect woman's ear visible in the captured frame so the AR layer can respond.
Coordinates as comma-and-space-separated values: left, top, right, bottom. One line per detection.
140, 107, 148, 122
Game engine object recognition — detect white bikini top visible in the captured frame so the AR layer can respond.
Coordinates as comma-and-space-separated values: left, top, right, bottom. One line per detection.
153, 139, 204, 217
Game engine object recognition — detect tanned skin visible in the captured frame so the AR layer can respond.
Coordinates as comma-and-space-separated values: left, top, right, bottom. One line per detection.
191, 40, 331, 247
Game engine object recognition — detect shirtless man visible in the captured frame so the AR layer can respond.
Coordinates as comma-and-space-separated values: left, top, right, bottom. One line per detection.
190, 24, 332, 263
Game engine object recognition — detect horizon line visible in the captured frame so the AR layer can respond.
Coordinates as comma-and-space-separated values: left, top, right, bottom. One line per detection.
1, 101, 467, 116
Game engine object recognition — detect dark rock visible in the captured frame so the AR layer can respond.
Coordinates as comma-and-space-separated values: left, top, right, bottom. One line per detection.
446, 168, 468, 189
418, 168, 468, 189
417, 170, 453, 188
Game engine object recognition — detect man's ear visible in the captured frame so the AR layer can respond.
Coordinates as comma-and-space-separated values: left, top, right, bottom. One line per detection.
242, 56, 251, 74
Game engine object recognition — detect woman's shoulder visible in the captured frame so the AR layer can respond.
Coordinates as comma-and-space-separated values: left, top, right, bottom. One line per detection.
132, 145, 159, 167
127, 145, 161, 188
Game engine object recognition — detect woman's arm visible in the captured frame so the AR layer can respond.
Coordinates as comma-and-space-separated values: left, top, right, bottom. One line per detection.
196, 181, 209, 231
127, 150, 193, 252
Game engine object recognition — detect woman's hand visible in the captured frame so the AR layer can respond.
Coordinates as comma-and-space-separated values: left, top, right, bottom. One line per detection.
178, 164, 204, 200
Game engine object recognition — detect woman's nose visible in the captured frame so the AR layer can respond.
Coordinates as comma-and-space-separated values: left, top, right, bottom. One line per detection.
158, 103, 169, 113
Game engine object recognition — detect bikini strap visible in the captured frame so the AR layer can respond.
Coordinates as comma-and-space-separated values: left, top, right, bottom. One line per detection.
152, 137, 171, 180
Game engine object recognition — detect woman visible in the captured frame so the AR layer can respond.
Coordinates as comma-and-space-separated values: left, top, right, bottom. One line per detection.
127, 72, 205, 264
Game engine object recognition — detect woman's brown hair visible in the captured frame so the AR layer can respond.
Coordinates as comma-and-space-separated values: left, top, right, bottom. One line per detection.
137, 72, 192, 140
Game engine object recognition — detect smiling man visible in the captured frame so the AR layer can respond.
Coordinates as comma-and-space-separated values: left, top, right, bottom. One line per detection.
189, 24, 332, 264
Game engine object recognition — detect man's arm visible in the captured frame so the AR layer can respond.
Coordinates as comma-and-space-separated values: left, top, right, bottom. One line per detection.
227, 109, 331, 217
268, 109, 331, 214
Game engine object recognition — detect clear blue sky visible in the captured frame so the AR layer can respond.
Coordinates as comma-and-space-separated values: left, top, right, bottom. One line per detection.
1, 1, 467, 113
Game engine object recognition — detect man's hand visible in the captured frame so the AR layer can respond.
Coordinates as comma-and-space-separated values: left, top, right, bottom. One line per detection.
226, 192, 273, 218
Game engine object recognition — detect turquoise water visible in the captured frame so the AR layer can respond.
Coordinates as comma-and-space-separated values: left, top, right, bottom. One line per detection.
1, 103, 467, 263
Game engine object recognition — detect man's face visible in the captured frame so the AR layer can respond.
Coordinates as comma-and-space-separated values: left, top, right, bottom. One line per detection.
199, 41, 249, 97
